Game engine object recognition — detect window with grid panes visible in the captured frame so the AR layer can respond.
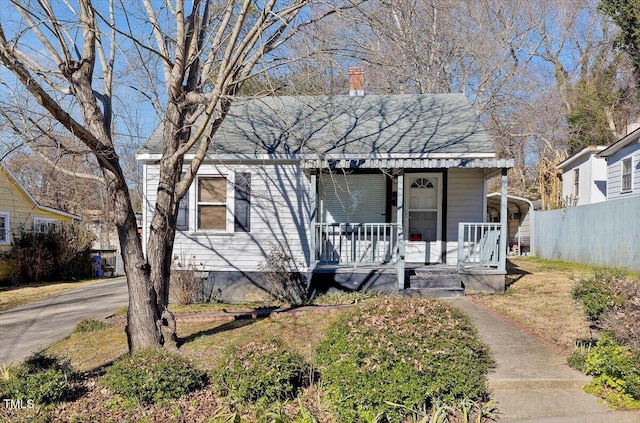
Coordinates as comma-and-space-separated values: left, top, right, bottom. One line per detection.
622, 158, 632, 192
197, 177, 227, 230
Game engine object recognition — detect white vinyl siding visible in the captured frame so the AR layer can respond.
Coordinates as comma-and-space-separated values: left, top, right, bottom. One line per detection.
318, 173, 386, 223
559, 153, 607, 205
143, 162, 312, 272
446, 168, 485, 264
0, 212, 9, 244
606, 143, 640, 200
590, 153, 607, 203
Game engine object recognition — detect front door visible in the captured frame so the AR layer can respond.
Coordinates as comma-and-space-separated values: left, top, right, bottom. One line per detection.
404, 173, 442, 263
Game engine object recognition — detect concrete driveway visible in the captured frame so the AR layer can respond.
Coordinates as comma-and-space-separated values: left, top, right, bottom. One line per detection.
0, 277, 128, 365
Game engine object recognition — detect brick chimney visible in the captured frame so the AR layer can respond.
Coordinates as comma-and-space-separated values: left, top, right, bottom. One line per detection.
348, 66, 364, 96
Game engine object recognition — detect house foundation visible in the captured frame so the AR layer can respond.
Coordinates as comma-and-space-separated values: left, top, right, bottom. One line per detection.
459, 269, 506, 293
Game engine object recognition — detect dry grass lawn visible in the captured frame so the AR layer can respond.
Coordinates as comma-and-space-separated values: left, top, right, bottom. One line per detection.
0, 279, 106, 313
46, 310, 342, 373
470, 257, 596, 353
41, 259, 602, 366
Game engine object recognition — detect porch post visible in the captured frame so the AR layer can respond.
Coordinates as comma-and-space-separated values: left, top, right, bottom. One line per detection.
499, 168, 508, 272
310, 173, 317, 269
396, 170, 405, 289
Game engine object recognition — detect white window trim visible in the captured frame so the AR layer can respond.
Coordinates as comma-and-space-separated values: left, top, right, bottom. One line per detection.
0, 211, 10, 244
404, 173, 442, 242
573, 168, 579, 198
191, 173, 235, 234
621, 158, 633, 193
33, 217, 60, 234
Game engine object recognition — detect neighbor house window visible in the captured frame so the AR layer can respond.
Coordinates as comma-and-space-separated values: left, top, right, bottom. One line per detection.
573, 168, 579, 198
622, 158, 632, 192
0, 212, 9, 244
33, 218, 59, 234
197, 176, 227, 230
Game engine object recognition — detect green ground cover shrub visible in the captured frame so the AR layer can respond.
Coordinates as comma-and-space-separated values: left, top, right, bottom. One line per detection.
572, 269, 625, 323
212, 338, 312, 405
0, 353, 79, 405
570, 270, 640, 409
101, 348, 207, 404
72, 318, 109, 334
583, 333, 640, 409
567, 339, 597, 372
315, 296, 494, 422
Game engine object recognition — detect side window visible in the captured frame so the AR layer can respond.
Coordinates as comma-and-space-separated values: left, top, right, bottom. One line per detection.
622, 158, 632, 192
34, 218, 59, 234
197, 177, 227, 230
234, 172, 251, 232
0, 212, 9, 244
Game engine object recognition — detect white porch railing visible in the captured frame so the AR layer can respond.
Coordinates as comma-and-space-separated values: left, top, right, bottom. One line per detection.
457, 223, 502, 269
315, 223, 399, 265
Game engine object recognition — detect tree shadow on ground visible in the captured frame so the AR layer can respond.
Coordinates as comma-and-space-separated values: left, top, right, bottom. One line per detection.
177, 317, 265, 348
506, 258, 531, 289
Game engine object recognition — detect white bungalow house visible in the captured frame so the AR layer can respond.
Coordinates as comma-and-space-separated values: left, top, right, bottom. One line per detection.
137, 92, 513, 300
556, 146, 607, 206
597, 125, 640, 200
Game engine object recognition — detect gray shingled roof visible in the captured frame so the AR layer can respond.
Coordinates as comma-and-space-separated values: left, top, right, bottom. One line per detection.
139, 94, 495, 157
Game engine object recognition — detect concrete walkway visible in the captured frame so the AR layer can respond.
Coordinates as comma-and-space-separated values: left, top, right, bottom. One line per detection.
448, 297, 640, 422
0, 277, 128, 365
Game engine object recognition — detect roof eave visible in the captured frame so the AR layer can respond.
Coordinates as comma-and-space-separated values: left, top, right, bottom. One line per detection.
597, 129, 640, 158
38, 206, 82, 221
136, 151, 498, 162
556, 146, 606, 170
1, 164, 82, 221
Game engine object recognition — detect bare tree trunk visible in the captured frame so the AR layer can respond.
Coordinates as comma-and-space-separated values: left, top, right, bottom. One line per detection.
118, 204, 162, 350
0, 0, 335, 353
105, 162, 163, 350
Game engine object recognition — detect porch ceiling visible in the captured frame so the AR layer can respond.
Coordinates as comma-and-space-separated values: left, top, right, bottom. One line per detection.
302, 157, 514, 169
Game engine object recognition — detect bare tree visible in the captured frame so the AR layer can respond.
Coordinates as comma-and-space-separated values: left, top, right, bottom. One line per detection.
0, 0, 350, 351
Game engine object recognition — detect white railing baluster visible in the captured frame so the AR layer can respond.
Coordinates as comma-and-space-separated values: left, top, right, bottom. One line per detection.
456, 222, 502, 270
314, 223, 399, 265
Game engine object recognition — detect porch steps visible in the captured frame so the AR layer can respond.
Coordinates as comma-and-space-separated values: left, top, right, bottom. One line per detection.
404, 265, 464, 298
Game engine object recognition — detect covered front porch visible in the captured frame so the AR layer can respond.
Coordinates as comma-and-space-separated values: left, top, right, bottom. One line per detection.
305, 158, 513, 293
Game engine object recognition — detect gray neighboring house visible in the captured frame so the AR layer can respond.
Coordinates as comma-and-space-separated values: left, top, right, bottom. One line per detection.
597, 125, 640, 200
137, 93, 514, 300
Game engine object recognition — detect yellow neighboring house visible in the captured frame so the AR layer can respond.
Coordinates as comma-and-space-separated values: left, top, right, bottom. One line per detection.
0, 165, 81, 280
